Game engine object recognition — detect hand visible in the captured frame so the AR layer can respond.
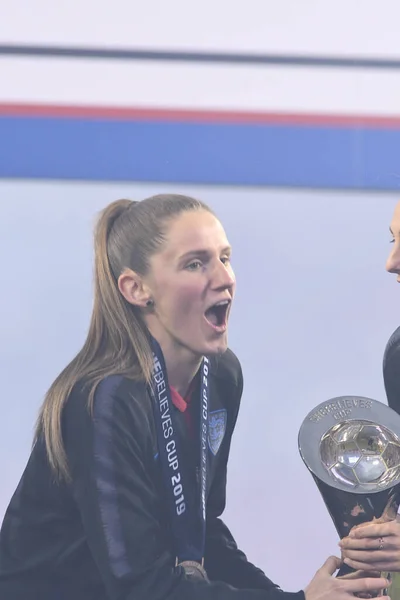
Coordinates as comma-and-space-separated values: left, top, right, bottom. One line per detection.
337, 568, 383, 599
304, 556, 390, 600
340, 518, 400, 572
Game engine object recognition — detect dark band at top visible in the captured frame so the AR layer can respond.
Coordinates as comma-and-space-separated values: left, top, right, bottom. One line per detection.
1, 43, 400, 71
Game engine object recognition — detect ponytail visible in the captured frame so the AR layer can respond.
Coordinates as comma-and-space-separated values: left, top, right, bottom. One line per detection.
34, 200, 153, 481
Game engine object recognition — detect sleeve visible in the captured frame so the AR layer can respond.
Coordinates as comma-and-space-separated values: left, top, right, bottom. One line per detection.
383, 328, 400, 414
204, 366, 304, 597
63, 376, 305, 600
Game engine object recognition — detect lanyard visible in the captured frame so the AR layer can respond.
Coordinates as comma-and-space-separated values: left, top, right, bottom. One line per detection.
149, 337, 210, 564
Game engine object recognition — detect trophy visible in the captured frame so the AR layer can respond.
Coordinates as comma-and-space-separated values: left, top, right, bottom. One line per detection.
298, 396, 400, 595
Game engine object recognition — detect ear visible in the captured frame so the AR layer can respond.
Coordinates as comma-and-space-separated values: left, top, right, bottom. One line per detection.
118, 268, 152, 308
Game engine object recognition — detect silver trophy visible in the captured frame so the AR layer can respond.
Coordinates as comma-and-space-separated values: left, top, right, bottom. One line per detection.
298, 396, 400, 596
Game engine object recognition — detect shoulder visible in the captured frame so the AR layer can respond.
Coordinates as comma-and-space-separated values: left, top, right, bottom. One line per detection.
63, 375, 153, 438
210, 348, 244, 424
383, 326, 400, 371
61, 375, 157, 474
383, 327, 400, 412
211, 347, 243, 390
93, 376, 149, 418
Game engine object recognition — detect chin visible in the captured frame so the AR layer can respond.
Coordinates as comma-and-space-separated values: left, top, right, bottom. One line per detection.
179, 331, 229, 358
204, 336, 229, 356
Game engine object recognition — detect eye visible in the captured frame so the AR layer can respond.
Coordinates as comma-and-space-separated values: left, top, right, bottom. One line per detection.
221, 256, 231, 265
186, 260, 203, 271
390, 238, 395, 244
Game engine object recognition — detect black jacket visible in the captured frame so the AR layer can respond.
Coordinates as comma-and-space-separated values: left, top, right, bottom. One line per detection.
0, 348, 304, 600
383, 326, 400, 414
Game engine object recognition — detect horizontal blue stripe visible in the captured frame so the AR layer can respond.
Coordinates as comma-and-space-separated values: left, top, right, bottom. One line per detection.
1, 116, 400, 189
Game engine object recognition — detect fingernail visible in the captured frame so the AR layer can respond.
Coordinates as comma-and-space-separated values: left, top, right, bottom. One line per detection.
343, 558, 350, 565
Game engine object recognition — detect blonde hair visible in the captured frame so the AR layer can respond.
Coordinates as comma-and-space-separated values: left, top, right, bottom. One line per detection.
34, 194, 211, 480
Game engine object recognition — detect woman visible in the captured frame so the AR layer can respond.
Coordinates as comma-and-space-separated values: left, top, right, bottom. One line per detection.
339, 199, 400, 581
0, 195, 387, 599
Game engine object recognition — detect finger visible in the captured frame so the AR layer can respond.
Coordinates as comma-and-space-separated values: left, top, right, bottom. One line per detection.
317, 555, 341, 575
350, 522, 394, 539
342, 550, 394, 564
344, 557, 397, 573
340, 537, 389, 550
337, 570, 381, 580
343, 575, 390, 593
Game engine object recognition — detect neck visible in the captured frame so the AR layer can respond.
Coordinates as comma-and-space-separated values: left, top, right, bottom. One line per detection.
166, 352, 201, 397
151, 331, 202, 397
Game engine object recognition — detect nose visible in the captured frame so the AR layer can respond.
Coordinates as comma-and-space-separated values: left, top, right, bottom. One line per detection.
386, 242, 400, 274
212, 260, 235, 291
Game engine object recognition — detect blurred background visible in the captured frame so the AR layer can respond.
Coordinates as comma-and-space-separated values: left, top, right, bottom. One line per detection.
1, 0, 400, 591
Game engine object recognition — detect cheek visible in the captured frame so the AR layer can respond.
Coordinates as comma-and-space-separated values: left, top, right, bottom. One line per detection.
163, 283, 203, 320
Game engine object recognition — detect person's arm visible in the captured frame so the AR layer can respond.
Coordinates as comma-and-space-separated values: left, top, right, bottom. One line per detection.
62, 375, 303, 600
204, 365, 285, 592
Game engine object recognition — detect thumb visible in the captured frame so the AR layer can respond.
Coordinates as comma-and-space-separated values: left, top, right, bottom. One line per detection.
318, 556, 341, 577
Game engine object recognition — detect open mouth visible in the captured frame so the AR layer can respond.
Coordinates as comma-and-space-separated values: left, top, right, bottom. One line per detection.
204, 299, 231, 331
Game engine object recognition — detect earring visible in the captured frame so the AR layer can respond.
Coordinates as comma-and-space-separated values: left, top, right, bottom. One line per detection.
146, 299, 154, 307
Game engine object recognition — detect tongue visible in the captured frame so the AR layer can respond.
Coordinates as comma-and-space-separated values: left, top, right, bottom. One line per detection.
205, 308, 218, 326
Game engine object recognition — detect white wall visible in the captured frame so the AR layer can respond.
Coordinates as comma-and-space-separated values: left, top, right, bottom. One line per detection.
2, 0, 400, 58
2, 1, 400, 591
0, 180, 398, 590
3, 57, 400, 118
2, 1, 400, 119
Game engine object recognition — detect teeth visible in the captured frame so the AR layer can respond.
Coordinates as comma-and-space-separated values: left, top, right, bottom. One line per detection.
214, 300, 229, 306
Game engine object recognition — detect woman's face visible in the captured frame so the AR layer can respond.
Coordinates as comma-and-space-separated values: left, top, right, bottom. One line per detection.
387, 201, 400, 281
143, 209, 235, 358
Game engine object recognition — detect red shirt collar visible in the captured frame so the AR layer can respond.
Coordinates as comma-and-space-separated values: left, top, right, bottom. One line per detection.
170, 377, 197, 413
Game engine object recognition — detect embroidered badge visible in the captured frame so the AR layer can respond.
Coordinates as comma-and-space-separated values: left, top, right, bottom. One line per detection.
208, 409, 227, 456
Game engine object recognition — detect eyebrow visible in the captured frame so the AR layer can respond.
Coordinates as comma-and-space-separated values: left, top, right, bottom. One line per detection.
179, 246, 232, 261
390, 226, 394, 235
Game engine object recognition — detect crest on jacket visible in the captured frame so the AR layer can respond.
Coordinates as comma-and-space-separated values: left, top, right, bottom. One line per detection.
208, 409, 227, 456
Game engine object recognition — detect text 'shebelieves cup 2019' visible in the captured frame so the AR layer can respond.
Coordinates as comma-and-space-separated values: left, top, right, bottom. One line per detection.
299, 396, 400, 597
